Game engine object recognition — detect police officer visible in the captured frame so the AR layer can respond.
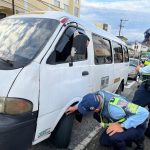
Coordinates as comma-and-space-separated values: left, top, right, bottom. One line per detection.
143, 28, 150, 47
141, 28, 150, 66
132, 29, 150, 138
133, 64, 150, 137
67, 90, 149, 150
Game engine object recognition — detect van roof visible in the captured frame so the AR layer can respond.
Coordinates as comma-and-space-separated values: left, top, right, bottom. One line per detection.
8, 11, 126, 45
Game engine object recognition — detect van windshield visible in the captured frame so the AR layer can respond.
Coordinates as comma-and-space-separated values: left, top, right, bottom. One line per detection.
0, 18, 59, 69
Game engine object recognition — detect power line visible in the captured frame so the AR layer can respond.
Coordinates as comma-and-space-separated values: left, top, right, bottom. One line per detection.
12, 0, 15, 14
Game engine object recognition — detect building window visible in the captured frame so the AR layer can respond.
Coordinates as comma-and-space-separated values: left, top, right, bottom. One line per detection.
75, 0, 79, 5
103, 24, 108, 31
112, 41, 123, 63
92, 34, 112, 65
0, 13, 6, 19
64, 4, 69, 12
54, 0, 60, 7
74, 7, 79, 17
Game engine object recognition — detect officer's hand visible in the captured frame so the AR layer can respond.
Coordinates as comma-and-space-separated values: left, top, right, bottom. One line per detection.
140, 63, 144, 67
135, 65, 141, 72
66, 106, 77, 115
106, 123, 124, 136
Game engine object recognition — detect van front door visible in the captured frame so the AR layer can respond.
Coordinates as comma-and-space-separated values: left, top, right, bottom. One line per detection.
34, 27, 91, 141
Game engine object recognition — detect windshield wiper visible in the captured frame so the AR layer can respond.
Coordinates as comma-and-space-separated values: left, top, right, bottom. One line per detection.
0, 58, 14, 67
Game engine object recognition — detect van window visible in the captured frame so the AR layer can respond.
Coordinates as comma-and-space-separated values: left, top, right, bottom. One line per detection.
0, 18, 59, 69
92, 34, 112, 65
47, 27, 89, 64
123, 46, 129, 62
112, 42, 123, 63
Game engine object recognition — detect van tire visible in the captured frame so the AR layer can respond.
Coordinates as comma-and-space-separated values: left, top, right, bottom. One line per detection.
116, 82, 123, 94
51, 113, 75, 148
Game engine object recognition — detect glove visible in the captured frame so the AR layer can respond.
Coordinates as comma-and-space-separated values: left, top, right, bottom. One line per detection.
93, 112, 101, 122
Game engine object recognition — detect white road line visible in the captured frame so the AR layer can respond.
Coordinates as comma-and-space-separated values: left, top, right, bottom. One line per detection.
73, 125, 101, 150
125, 81, 136, 89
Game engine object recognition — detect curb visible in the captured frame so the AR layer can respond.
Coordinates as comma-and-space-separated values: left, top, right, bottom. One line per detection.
73, 125, 101, 150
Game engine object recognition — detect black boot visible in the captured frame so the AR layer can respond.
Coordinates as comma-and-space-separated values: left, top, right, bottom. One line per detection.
126, 140, 132, 147
134, 136, 144, 150
145, 128, 150, 138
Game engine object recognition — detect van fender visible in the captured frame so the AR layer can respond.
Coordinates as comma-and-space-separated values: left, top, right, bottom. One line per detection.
50, 96, 82, 132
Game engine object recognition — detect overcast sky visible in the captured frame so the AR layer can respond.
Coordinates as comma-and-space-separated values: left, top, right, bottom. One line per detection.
80, 0, 150, 42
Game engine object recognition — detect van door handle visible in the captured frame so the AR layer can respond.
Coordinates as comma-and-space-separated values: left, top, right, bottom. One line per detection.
82, 71, 89, 76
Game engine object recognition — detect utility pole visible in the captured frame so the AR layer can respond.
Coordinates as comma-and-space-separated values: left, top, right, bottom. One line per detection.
119, 19, 128, 36
12, 0, 15, 15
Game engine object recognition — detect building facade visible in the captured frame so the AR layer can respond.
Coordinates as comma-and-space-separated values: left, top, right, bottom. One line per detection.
128, 42, 149, 58
0, 0, 80, 19
95, 21, 111, 32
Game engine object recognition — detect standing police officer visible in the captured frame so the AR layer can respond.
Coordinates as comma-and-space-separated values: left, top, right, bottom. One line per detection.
67, 90, 148, 150
143, 28, 150, 47
132, 29, 150, 138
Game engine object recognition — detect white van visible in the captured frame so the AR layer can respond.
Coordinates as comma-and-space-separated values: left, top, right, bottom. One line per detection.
0, 12, 129, 150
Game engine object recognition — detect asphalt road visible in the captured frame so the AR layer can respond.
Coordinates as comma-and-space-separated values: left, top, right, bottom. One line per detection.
30, 80, 138, 150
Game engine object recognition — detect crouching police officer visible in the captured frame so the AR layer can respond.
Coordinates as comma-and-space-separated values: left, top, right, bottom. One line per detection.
67, 90, 149, 150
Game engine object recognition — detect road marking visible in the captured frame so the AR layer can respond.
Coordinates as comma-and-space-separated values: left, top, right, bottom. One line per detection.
73, 126, 101, 150
125, 81, 136, 89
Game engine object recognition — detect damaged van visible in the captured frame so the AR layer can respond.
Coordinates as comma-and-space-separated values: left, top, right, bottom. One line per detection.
0, 11, 129, 150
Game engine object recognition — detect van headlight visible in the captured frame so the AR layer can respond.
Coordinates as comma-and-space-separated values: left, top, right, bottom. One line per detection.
0, 97, 33, 115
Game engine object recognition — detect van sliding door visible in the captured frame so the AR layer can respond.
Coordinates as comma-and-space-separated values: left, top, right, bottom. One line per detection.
112, 41, 127, 92
91, 33, 114, 92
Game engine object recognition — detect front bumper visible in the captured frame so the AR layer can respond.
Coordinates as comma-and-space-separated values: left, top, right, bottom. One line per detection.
0, 111, 38, 150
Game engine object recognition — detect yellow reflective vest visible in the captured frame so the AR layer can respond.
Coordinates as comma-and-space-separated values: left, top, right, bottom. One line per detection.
144, 60, 150, 66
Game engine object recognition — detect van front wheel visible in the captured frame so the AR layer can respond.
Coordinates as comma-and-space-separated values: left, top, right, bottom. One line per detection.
51, 113, 75, 148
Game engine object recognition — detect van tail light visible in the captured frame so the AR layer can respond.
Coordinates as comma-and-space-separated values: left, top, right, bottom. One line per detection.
60, 17, 69, 24
0, 97, 33, 115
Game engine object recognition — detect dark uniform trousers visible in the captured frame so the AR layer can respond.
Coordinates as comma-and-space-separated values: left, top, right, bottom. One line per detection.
99, 123, 146, 150
133, 83, 150, 137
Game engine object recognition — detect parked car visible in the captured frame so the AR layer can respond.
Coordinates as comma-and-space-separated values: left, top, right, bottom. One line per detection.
140, 54, 148, 62
128, 58, 140, 81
